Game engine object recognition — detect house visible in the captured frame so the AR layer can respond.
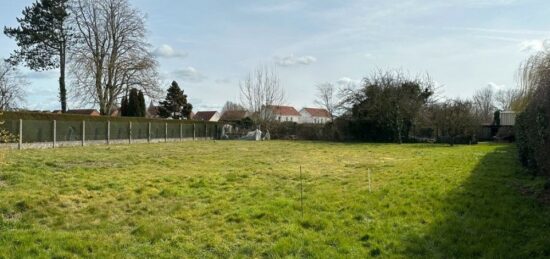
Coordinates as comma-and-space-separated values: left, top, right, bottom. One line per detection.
194, 111, 221, 122
66, 109, 100, 116
220, 110, 249, 122
299, 108, 332, 124
268, 105, 301, 123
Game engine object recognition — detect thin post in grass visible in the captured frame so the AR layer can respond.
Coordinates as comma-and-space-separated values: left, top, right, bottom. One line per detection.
52, 120, 56, 148
18, 119, 22, 150
300, 165, 304, 219
81, 120, 85, 147
368, 169, 372, 193
107, 121, 111, 145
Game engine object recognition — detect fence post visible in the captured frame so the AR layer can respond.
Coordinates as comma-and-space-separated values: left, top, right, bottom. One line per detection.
18, 119, 22, 150
107, 121, 110, 145
193, 123, 196, 141
179, 123, 183, 141
53, 120, 56, 148
165, 122, 168, 142
148, 122, 151, 143
129, 121, 132, 144
205, 123, 208, 140
82, 120, 85, 146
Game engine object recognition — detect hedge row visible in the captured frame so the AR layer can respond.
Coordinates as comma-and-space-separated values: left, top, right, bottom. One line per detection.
516, 102, 550, 176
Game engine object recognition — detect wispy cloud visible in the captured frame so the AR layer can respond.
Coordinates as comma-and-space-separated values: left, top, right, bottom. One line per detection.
488, 82, 505, 89
519, 39, 549, 52
154, 44, 187, 58
173, 66, 206, 82
274, 54, 317, 67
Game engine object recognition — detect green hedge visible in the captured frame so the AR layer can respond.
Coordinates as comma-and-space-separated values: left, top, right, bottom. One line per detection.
516, 104, 550, 176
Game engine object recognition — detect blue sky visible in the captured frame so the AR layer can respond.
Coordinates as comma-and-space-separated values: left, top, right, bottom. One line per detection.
1, 0, 549, 111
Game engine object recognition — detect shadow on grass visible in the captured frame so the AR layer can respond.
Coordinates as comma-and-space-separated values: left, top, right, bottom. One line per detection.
405, 145, 550, 258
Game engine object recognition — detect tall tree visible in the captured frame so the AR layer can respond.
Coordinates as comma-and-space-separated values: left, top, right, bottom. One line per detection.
137, 90, 146, 117
120, 95, 129, 116
70, 0, 161, 115
127, 88, 140, 117
239, 64, 285, 128
472, 86, 496, 123
314, 82, 338, 122
159, 81, 191, 119
4, 0, 70, 112
0, 61, 26, 110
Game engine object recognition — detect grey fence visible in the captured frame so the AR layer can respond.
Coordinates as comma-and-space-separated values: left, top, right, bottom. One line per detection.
1, 118, 220, 149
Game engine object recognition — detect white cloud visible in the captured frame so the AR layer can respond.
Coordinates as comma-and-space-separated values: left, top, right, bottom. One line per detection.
336, 77, 361, 87
488, 82, 505, 90
154, 44, 187, 58
274, 54, 317, 66
519, 39, 550, 52
173, 66, 206, 82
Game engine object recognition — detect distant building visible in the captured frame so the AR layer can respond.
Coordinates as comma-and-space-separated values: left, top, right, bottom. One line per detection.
500, 111, 517, 126
194, 111, 221, 122
267, 105, 301, 123
147, 101, 160, 118
299, 108, 331, 124
66, 109, 100, 116
220, 110, 249, 122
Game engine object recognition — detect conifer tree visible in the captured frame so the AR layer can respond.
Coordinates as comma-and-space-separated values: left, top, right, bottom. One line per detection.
159, 81, 192, 119
4, 0, 71, 112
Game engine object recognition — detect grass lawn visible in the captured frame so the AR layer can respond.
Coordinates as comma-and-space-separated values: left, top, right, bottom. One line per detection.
0, 141, 549, 258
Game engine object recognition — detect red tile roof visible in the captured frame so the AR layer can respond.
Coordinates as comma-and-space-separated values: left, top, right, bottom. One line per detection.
66, 109, 100, 116
194, 111, 218, 121
268, 105, 300, 116
303, 108, 331, 118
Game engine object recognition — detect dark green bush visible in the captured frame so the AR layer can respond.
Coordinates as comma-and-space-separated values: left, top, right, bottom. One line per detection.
516, 105, 549, 176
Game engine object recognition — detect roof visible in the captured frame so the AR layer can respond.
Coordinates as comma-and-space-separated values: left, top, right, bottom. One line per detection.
302, 108, 331, 118
268, 105, 300, 116
66, 109, 100, 116
194, 111, 219, 121
220, 110, 248, 121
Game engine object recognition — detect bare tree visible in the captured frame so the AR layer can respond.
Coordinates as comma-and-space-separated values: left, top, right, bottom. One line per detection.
221, 101, 246, 114
314, 82, 337, 121
69, 0, 161, 115
239, 64, 285, 128
0, 61, 26, 110
472, 86, 495, 123
495, 88, 521, 111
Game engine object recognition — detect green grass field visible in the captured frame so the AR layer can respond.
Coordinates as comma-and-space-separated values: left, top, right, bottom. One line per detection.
1, 141, 549, 258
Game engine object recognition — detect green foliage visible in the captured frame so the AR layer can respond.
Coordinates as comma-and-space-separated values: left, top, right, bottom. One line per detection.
120, 95, 129, 116
516, 52, 550, 176
0, 112, 18, 143
3, 0, 71, 112
0, 142, 548, 257
137, 90, 146, 117
120, 89, 146, 117
159, 81, 192, 119
516, 105, 549, 175
341, 70, 434, 143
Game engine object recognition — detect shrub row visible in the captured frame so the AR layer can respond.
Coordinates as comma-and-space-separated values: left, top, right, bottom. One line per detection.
516, 104, 550, 176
